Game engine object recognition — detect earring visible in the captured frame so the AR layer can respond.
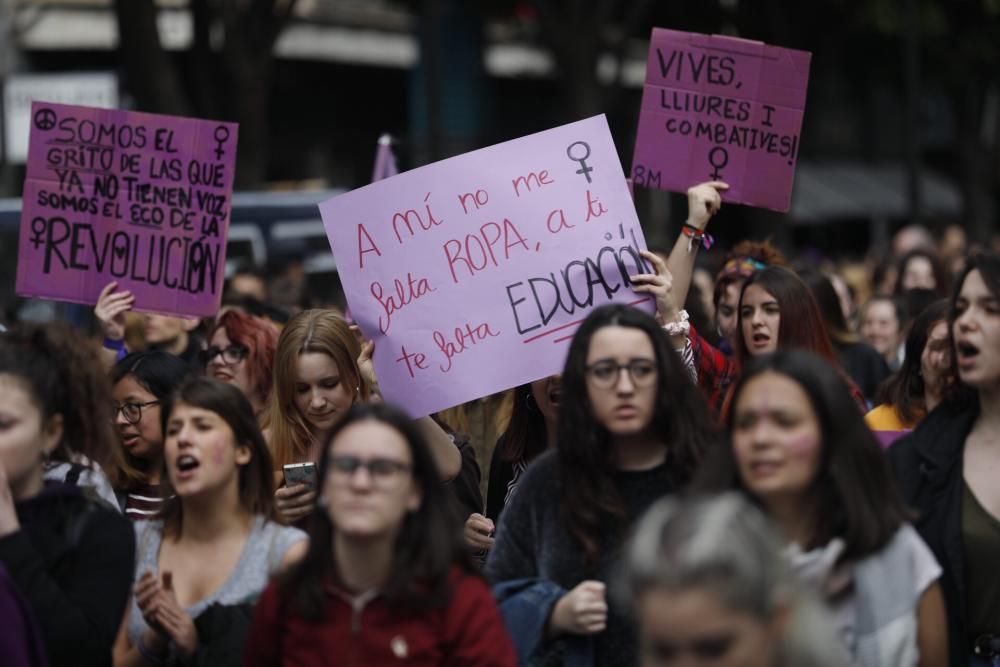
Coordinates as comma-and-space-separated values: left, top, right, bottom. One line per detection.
525, 393, 537, 411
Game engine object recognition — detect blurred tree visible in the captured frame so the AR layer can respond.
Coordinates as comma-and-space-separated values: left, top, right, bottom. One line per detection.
112, 0, 298, 188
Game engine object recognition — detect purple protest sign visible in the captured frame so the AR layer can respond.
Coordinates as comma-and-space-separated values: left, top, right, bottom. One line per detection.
15, 102, 238, 317
320, 115, 654, 418
631, 29, 811, 212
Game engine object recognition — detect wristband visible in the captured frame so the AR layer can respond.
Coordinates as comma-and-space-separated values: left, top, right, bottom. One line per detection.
662, 310, 691, 337
103, 336, 126, 352
681, 224, 714, 252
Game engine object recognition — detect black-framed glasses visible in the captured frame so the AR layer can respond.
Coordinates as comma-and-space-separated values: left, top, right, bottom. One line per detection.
585, 359, 657, 389
111, 401, 160, 424
199, 344, 248, 366
328, 455, 413, 484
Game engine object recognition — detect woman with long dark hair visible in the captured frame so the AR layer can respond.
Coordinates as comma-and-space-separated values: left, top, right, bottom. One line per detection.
486, 304, 718, 665
245, 403, 515, 666
107, 352, 190, 520
114, 378, 305, 667
700, 350, 947, 666
711, 266, 867, 416
889, 252, 1000, 666
0, 323, 135, 667
866, 300, 950, 447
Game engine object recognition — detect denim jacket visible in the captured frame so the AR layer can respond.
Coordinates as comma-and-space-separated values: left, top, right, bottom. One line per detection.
492, 577, 593, 667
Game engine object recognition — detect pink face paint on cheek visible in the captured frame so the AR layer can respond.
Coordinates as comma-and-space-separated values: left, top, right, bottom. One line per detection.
212, 440, 227, 466
784, 433, 819, 458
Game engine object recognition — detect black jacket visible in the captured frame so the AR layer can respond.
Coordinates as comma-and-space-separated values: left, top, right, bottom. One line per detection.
887, 400, 977, 667
0, 483, 135, 667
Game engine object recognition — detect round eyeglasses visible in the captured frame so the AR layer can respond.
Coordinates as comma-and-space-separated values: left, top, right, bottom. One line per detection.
111, 400, 160, 424
199, 344, 249, 366
585, 359, 658, 389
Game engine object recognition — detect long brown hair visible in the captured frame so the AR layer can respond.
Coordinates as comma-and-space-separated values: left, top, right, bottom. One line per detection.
158, 377, 278, 536
262, 309, 369, 468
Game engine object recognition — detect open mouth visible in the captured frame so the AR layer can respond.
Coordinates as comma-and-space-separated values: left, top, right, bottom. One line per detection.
121, 434, 140, 448
211, 370, 233, 380
957, 341, 980, 359
752, 333, 771, 345
176, 455, 201, 475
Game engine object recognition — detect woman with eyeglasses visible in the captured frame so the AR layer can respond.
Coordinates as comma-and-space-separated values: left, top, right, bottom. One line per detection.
108, 352, 190, 521
113, 377, 306, 667
202, 309, 279, 417
246, 403, 515, 666
486, 304, 718, 666
264, 309, 461, 525
0, 323, 135, 667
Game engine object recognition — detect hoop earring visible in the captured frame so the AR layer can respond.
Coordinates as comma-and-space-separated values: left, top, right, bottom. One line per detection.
525, 393, 537, 411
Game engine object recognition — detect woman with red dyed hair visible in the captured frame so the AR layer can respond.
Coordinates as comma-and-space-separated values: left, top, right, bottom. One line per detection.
202, 310, 279, 416
719, 266, 867, 416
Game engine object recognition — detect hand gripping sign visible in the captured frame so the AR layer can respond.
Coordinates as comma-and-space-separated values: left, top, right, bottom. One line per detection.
319, 115, 655, 418
632, 28, 811, 212
16, 102, 238, 317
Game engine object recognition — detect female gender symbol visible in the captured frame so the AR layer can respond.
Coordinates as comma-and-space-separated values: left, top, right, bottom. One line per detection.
567, 141, 594, 183
30, 217, 48, 250
708, 147, 729, 180
213, 126, 230, 160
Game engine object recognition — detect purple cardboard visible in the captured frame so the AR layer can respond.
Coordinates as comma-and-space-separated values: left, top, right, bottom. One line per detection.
631, 28, 811, 212
320, 115, 654, 418
15, 102, 238, 317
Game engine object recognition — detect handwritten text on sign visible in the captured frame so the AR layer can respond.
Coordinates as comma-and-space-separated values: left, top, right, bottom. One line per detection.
631, 29, 811, 212
15, 102, 238, 317
320, 115, 654, 418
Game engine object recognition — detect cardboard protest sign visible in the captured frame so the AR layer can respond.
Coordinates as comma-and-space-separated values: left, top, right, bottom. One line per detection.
16, 102, 238, 317
631, 28, 811, 212
320, 115, 654, 418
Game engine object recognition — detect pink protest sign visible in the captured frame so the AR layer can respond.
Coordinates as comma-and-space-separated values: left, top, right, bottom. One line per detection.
631, 29, 811, 212
320, 115, 654, 418
15, 102, 238, 317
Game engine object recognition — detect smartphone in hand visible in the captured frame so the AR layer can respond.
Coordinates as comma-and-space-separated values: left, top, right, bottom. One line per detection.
282, 462, 317, 489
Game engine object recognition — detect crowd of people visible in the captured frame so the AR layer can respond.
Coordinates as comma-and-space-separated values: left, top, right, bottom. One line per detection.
1, 180, 998, 667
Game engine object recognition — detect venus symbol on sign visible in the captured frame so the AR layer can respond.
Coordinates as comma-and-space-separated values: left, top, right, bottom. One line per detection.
213, 126, 230, 160
567, 141, 594, 183
708, 147, 729, 180
30, 218, 47, 249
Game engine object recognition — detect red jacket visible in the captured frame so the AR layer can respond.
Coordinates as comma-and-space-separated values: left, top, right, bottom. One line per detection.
244, 568, 516, 667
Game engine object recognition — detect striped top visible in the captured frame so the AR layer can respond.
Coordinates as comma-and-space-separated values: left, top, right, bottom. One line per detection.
123, 484, 167, 521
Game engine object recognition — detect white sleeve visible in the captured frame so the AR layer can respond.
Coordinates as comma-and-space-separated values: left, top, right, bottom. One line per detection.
900, 523, 942, 596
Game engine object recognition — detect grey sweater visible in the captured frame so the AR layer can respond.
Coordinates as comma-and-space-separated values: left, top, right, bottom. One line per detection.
486, 450, 675, 666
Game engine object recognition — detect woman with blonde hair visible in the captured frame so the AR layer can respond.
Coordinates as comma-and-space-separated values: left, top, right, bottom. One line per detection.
263, 309, 461, 524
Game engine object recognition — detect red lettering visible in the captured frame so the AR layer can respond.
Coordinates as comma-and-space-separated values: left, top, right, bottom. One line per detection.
584, 190, 608, 222
357, 223, 382, 269
546, 208, 573, 234
442, 219, 531, 284
370, 272, 436, 334
396, 344, 429, 378
433, 321, 501, 373
512, 169, 556, 197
